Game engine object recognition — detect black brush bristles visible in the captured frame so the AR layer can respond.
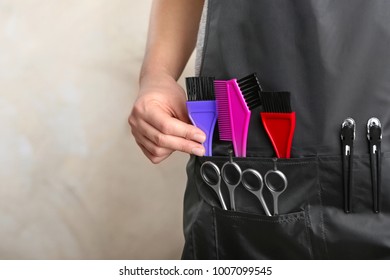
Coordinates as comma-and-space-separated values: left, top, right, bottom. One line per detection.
185, 77, 215, 101
261, 91, 292, 113
237, 73, 262, 110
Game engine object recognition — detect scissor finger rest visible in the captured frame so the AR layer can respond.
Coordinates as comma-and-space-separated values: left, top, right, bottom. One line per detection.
200, 161, 228, 210
221, 160, 242, 211
264, 169, 288, 215
241, 169, 271, 216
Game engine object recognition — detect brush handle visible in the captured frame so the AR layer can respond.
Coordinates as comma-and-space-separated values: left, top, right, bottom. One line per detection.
260, 112, 296, 158
186, 101, 217, 156
228, 80, 251, 157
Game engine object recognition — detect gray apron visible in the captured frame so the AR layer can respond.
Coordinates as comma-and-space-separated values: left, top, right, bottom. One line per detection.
182, 0, 390, 259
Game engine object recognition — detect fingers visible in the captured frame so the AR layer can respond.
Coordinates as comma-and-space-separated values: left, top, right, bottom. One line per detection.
129, 104, 207, 163
146, 106, 206, 144
136, 139, 173, 164
137, 118, 206, 156
133, 130, 174, 157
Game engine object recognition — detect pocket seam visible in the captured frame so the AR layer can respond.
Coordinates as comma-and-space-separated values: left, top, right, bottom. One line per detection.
317, 182, 329, 259
192, 200, 218, 259
212, 207, 219, 260
215, 207, 306, 223
213, 207, 313, 259
304, 207, 314, 260
199, 156, 318, 166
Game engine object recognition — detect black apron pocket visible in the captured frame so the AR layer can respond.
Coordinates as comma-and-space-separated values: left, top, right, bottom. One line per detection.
319, 153, 390, 259
183, 155, 325, 259
196, 156, 320, 215
214, 207, 312, 259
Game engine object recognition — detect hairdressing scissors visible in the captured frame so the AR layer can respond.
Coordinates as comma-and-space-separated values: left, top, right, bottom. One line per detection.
241, 168, 272, 216
201, 153, 287, 215
264, 161, 288, 215
200, 150, 242, 211
200, 161, 228, 210
242, 160, 287, 215
220, 150, 242, 210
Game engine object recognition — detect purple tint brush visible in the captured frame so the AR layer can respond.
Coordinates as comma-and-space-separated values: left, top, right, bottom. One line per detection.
215, 73, 262, 157
185, 77, 217, 156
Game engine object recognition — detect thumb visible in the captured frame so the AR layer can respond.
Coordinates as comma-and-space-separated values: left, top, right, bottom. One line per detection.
171, 96, 192, 124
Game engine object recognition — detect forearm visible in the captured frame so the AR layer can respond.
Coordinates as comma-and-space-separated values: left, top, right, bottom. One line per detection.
140, 0, 205, 85
130, 0, 207, 163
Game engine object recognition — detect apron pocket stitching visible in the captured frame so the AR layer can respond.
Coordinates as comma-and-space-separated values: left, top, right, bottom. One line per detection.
215, 209, 305, 223
304, 207, 314, 259
212, 207, 220, 259
317, 182, 329, 259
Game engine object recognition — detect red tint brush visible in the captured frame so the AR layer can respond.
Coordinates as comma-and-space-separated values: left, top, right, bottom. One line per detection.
260, 91, 295, 158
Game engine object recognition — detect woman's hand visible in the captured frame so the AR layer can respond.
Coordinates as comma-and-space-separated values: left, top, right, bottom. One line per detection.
129, 74, 206, 163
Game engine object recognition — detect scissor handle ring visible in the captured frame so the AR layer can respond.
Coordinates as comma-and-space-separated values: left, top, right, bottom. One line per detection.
241, 169, 263, 191
264, 169, 288, 193
200, 161, 221, 187
221, 161, 242, 186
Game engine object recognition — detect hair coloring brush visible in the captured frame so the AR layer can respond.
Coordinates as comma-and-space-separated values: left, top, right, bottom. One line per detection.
260, 91, 295, 158
214, 73, 262, 157
186, 77, 217, 156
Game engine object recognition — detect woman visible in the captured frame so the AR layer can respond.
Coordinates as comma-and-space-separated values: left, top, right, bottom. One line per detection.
130, 0, 390, 259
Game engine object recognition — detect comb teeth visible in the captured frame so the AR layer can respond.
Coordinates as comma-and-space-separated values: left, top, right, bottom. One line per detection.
261, 91, 292, 113
214, 80, 232, 141
185, 77, 215, 101
237, 73, 262, 110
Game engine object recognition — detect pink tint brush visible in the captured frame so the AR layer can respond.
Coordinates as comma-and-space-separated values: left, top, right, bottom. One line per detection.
214, 73, 262, 157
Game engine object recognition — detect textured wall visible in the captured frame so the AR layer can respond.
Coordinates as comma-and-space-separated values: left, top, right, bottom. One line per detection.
0, 0, 194, 259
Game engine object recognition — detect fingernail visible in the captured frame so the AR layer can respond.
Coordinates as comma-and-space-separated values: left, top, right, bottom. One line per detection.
191, 147, 205, 157
193, 133, 206, 143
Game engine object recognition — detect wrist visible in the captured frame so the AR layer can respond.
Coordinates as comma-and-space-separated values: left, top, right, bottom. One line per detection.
139, 65, 178, 86
137, 69, 186, 103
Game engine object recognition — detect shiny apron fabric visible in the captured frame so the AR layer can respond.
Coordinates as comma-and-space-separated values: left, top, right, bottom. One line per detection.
182, 0, 390, 259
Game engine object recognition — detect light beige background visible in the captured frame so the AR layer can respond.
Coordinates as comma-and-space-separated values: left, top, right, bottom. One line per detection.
0, 0, 195, 259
